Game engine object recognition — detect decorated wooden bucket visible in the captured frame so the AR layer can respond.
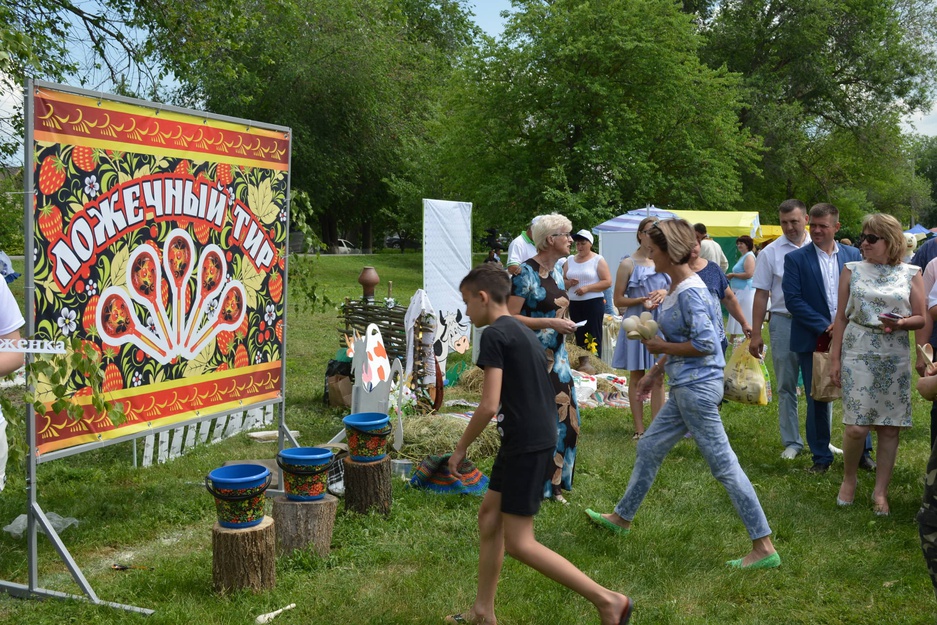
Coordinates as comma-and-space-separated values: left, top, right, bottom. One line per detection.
276, 447, 334, 501
342, 412, 392, 462
205, 464, 271, 528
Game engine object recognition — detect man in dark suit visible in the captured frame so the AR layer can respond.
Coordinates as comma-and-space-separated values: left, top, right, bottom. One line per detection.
782, 203, 874, 473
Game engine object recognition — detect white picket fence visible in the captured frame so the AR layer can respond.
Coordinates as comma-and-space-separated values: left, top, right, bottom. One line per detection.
139, 405, 275, 467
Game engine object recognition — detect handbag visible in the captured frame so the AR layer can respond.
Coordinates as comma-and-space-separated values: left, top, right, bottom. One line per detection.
811, 350, 841, 402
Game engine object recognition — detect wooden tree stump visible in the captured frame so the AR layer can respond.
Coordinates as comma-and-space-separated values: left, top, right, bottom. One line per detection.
212, 515, 276, 593
271, 494, 338, 558
343, 455, 392, 515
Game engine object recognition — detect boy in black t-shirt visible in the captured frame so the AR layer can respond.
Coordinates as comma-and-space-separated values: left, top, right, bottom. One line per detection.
445, 264, 633, 625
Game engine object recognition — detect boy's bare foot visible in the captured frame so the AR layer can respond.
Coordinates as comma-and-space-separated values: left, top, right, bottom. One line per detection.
444, 611, 495, 624
597, 592, 633, 625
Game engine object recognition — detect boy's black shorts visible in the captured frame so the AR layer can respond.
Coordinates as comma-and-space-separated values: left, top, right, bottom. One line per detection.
488, 447, 554, 517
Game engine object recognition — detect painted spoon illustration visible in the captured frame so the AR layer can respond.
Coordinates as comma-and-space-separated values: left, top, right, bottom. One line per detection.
162, 230, 195, 348
181, 245, 227, 349
125, 246, 174, 350
184, 281, 247, 358
96, 288, 171, 363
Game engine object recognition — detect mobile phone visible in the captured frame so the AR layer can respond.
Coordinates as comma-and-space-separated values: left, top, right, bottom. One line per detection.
878, 312, 902, 321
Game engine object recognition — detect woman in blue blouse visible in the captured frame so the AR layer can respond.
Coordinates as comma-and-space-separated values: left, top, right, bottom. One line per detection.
585, 219, 779, 569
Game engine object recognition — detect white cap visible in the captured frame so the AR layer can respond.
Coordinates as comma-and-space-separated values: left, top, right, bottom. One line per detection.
572, 229, 594, 244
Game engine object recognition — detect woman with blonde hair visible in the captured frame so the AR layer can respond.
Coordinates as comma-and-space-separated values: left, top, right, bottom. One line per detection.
610, 217, 670, 439
831, 213, 926, 516
509, 213, 580, 503
586, 219, 778, 569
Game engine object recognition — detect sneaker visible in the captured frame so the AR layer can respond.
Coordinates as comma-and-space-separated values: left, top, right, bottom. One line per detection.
780, 446, 800, 460
806, 463, 831, 474
829, 444, 843, 455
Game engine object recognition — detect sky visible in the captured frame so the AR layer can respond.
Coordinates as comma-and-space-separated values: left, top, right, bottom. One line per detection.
4, 1, 936, 149
470, 0, 512, 38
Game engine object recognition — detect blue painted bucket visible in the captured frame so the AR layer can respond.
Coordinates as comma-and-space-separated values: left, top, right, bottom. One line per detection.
342, 412, 392, 463
277, 447, 334, 501
205, 464, 271, 529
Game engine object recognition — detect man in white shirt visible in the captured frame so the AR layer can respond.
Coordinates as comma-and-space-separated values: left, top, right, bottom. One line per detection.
781, 203, 870, 473
506, 216, 541, 276
749, 200, 810, 460
694, 223, 728, 272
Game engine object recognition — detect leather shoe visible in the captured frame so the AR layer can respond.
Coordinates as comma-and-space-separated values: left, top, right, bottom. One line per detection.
807, 463, 830, 474
859, 454, 877, 472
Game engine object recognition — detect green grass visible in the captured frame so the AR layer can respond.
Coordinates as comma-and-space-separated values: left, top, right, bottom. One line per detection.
0, 253, 935, 624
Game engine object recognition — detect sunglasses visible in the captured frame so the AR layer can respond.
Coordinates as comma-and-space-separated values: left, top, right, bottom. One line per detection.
859, 233, 884, 245
640, 220, 662, 235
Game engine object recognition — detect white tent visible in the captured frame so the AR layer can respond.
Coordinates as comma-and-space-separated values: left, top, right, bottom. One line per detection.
593, 208, 761, 294
592, 207, 677, 294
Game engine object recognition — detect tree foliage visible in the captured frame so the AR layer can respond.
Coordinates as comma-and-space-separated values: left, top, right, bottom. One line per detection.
0, 0, 162, 159
137, 0, 478, 248
434, 0, 761, 232
701, 0, 937, 217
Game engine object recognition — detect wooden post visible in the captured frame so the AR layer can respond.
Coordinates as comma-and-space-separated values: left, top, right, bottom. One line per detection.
343, 455, 392, 515
211, 516, 276, 593
271, 494, 338, 558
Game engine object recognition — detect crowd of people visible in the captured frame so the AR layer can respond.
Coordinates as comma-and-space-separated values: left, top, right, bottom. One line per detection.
449, 203, 937, 622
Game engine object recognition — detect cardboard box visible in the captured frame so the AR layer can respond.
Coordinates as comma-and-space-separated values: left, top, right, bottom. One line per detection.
327, 375, 353, 408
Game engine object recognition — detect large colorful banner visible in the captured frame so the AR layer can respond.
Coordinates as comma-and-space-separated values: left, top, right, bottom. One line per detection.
30, 83, 291, 454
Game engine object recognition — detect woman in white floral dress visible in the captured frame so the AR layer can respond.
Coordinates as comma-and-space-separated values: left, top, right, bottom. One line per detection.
831, 213, 926, 516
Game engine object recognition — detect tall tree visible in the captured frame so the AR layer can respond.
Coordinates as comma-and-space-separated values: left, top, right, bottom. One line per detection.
0, 0, 161, 160
435, 0, 760, 232
138, 0, 477, 248
701, 0, 937, 215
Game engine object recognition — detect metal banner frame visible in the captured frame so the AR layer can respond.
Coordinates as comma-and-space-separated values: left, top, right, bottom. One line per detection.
0, 79, 294, 615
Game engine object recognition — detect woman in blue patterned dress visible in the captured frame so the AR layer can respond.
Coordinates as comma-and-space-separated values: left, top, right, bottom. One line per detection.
509, 213, 580, 504
611, 217, 671, 439
585, 219, 779, 569
831, 213, 925, 516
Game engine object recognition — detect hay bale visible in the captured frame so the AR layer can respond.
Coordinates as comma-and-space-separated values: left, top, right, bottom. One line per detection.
566, 343, 616, 374
457, 366, 485, 393
396, 413, 500, 463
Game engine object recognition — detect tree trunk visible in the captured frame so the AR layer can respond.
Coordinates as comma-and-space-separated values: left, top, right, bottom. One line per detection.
343, 455, 392, 515
211, 516, 276, 593
271, 494, 338, 558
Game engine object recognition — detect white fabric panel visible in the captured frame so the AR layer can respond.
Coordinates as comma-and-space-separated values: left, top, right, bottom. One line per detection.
423, 199, 472, 374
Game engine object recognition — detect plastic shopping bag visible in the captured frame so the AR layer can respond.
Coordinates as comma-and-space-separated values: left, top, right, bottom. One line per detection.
723, 339, 769, 406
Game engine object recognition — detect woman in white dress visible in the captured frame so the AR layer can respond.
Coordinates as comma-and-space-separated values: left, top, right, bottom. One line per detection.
831, 213, 925, 516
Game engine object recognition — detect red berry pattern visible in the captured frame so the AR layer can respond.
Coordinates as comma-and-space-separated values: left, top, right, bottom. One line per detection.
37, 155, 66, 195
216, 330, 233, 355
268, 273, 283, 303
193, 221, 210, 244
103, 363, 123, 392
72, 146, 97, 172
216, 163, 233, 185
234, 344, 249, 369
38, 205, 63, 241
83, 295, 99, 333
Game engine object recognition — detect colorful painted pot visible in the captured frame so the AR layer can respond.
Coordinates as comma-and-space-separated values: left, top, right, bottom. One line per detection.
342, 412, 392, 463
205, 464, 271, 529
277, 447, 334, 501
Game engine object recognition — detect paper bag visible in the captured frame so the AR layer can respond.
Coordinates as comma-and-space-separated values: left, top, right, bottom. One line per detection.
327, 375, 353, 407
811, 350, 841, 402
724, 339, 769, 406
